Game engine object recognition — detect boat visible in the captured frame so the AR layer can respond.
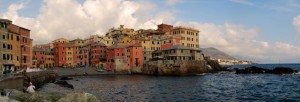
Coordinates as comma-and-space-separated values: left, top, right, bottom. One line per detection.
96, 67, 105, 72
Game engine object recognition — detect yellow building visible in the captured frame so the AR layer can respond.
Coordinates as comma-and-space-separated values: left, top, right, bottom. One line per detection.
52, 38, 69, 43
141, 38, 152, 61
65, 44, 74, 67
117, 36, 132, 46
44, 49, 54, 68
70, 38, 86, 46
7, 30, 22, 71
99, 36, 114, 47
119, 25, 136, 37
172, 26, 200, 49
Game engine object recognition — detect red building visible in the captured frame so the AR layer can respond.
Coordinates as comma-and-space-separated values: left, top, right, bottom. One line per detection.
19, 26, 32, 69
53, 42, 67, 67
157, 24, 173, 33
90, 42, 107, 67
32, 47, 45, 68
72, 44, 81, 66
126, 43, 143, 68
161, 36, 181, 50
106, 45, 126, 71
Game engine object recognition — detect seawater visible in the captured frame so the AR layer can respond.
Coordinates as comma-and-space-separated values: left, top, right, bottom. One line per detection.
40, 64, 300, 101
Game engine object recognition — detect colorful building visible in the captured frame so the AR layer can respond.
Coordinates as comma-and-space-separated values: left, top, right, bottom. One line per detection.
172, 26, 200, 49
126, 43, 143, 72
0, 19, 32, 73
90, 42, 107, 67
106, 45, 126, 71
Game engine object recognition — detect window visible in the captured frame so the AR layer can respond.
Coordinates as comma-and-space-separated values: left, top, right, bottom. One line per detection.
17, 36, 19, 41
7, 54, 10, 60
11, 34, 13, 40
17, 56, 19, 61
181, 50, 183, 53
3, 54, 6, 60
3, 43, 6, 48
2, 34, 5, 39
10, 54, 12, 60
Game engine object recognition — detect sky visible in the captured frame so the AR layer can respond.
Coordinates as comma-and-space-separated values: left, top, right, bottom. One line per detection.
1, 0, 300, 63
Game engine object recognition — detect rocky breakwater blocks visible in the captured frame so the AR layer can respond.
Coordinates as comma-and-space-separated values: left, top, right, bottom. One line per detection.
25, 71, 57, 90
235, 66, 298, 74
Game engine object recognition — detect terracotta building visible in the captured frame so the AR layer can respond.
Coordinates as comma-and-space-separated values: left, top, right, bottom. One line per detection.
90, 42, 107, 67
0, 19, 32, 73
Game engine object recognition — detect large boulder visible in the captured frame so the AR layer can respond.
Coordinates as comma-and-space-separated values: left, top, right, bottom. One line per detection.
54, 80, 74, 89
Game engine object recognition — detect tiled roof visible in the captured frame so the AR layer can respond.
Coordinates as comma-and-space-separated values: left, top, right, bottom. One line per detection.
163, 45, 199, 51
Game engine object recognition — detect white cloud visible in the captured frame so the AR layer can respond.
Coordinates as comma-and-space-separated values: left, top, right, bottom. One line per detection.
229, 0, 254, 6
293, 15, 300, 35
1, 0, 176, 44
176, 21, 300, 63
165, 0, 182, 5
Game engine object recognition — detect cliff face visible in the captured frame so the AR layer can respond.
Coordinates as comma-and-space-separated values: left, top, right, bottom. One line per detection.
142, 59, 223, 76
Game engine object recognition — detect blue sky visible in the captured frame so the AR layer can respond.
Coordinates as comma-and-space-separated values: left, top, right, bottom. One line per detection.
1, 0, 300, 63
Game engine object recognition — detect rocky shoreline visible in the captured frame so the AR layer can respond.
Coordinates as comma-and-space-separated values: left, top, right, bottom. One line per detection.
226, 66, 299, 74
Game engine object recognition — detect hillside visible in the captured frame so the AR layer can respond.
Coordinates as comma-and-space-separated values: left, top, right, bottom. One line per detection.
201, 47, 237, 60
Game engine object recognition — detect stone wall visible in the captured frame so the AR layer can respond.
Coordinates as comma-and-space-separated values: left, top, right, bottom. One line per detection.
142, 60, 214, 75
0, 76, 24, 91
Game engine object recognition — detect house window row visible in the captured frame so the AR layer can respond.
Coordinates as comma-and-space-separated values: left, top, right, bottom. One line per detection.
2, 54, 14, 60
2, 33, 20, 41
2, 43, 13, 50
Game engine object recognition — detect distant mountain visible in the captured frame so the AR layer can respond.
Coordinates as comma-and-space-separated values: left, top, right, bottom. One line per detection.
200, 47, 237, 60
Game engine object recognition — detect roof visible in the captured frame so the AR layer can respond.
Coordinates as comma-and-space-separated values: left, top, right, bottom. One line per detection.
172, 26, 199, 32
128, 43, 141, 47
70, 38, 84, 42
107, 44, 127, 49
152, 50, 162, 53
91, 42, 106, 47
163, 45, 200, 51
0, 19, 12, 22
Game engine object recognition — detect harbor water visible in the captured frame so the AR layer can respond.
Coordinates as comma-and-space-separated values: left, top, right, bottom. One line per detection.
39, 64, 300, 101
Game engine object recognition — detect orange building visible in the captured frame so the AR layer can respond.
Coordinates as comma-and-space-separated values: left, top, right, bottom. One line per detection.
0, 19, 32, 72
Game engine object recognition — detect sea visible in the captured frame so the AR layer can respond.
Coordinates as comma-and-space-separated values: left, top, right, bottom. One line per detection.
40, 63, 300, 102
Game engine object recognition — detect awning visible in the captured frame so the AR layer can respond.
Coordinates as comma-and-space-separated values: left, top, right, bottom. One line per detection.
3, 64, 15, 66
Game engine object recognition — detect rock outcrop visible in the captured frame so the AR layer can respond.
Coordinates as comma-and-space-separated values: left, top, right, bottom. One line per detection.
24, 71, 58, 90
235, 66, 298, 74
0, 89, 98, 102
54, 80, 74, 89
142, 59, 224, 76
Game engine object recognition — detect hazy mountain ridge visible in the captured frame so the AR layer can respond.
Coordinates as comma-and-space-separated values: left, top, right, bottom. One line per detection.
201, 47, 237, 60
